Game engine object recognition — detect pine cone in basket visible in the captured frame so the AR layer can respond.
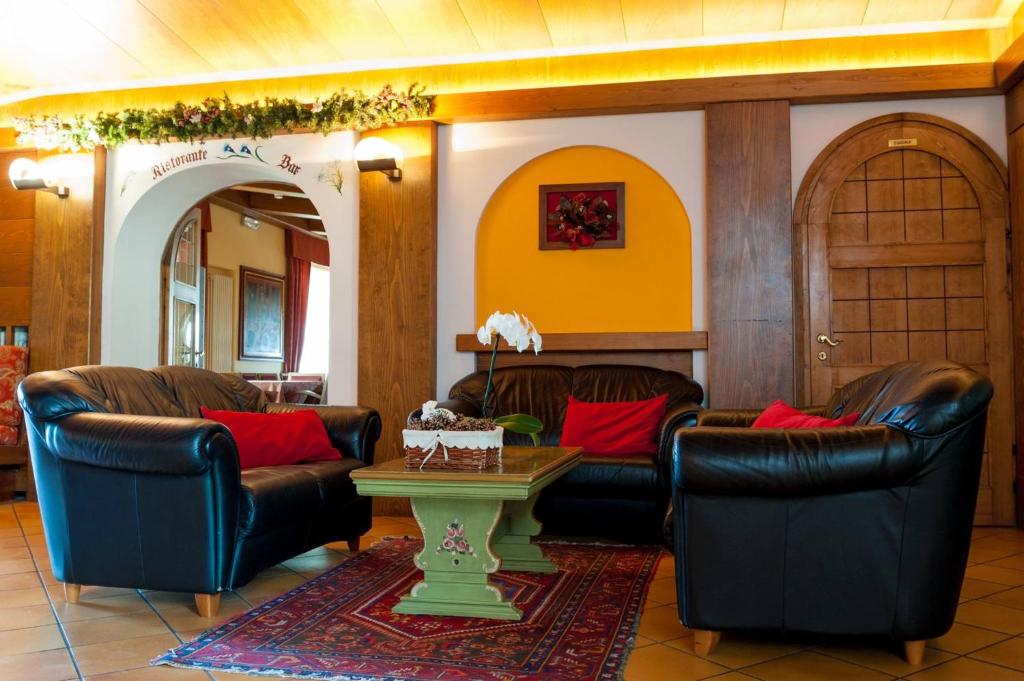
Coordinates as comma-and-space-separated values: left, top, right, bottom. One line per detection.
408, 413, 498, 431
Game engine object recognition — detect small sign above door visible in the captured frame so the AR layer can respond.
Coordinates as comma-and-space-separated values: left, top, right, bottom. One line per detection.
887, 138, 918, 148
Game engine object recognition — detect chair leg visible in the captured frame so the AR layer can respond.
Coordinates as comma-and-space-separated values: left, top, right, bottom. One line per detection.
693, 630, 721, 656
904, 640, 926, 665
194, 593, 221, 618
347, 538, 360, 552
63, 583, 81, 603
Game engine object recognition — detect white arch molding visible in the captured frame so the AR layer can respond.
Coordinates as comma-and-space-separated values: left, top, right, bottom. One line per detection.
102, 132, 359, 403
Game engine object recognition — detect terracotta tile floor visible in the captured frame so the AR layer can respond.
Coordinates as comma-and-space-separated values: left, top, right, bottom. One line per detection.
1, 500, 1023, 680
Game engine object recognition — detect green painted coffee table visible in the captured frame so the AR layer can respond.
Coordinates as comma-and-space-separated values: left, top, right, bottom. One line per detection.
350, 446, 582, 621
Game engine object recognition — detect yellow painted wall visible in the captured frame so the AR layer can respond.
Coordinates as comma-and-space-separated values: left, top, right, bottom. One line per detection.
205, 203, 287, 374
476, 146, 691, 333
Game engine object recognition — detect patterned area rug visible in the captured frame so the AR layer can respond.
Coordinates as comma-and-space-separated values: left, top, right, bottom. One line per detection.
153, 538, 664, 680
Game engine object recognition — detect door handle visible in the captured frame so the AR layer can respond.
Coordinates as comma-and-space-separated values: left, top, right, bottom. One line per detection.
816, 333, 842, 347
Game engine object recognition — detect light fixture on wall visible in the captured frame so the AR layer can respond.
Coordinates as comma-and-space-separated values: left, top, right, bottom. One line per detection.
7, 158, 69, 198
354, 137, 403, 181
241, 214, 261, 231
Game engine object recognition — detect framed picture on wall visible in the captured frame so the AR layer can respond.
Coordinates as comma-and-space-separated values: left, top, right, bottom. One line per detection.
539, 182, 625, 250
239, 267, 285, 361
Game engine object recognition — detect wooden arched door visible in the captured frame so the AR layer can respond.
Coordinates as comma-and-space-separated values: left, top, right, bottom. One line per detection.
794, 113, 1014, 525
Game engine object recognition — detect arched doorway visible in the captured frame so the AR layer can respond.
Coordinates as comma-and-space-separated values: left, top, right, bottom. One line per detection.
794, 113, 1014, 525
102, 132, 359, 403
158, 183, 330, 384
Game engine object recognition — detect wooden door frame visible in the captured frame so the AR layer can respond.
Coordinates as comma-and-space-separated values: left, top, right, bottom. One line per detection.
792, 112, 1016, 524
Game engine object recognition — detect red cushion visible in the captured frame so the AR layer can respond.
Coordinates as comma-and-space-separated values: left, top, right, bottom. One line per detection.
752, 400, 860, 429
200, 407, 342, 469
559, 394, 668, 456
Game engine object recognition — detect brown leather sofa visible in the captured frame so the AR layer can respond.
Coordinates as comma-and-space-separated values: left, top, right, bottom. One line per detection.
439, 364, 704, 543
18, 365, 380, 616
671, 361, 993, 663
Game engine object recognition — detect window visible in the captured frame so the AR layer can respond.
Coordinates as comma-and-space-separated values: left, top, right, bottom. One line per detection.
298, 264, 330, 373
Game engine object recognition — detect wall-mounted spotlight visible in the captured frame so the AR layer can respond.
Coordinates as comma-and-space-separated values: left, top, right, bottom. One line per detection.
354, 137, 403, 181
241, 215, 261, 231
8, 158, 69, 198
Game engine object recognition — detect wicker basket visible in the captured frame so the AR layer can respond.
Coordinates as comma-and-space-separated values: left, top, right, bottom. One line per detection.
402, 427, 504, 470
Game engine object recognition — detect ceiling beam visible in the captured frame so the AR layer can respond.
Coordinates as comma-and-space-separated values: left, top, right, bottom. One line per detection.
246, 192, 321, 220
230, 183, 308, 198
996, 31, 1024, 90
209, 190, 326, 240
431, 63, 998, 122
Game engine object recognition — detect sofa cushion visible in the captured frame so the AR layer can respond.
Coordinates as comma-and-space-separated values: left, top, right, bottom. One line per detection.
752, 400, 859, 429
0, 424, 17, 445
447, 364, 703, 445
201, 407, 341, 469
547, 456, 660, 498
238, 459, 366, 536
0, 370, 22, 427
0, 346, 27, 375
560, 394, 667, 455
825, 360, 994, 436
153, 366, 264, 415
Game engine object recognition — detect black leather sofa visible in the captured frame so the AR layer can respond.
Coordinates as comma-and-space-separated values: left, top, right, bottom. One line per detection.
439, 364, 703, 543
18, 365, 380, 616
670, 361, 993, 664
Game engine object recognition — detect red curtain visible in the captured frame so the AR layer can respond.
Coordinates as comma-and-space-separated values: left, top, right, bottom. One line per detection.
284, 232, 329, 373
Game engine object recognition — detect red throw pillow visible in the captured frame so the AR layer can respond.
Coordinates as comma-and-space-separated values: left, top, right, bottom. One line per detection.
559, 394, 669, 456
752, 400, 860, 429
200, 407, 341, 469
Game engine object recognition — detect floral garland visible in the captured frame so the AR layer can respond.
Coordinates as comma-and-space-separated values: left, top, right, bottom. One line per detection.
13, 84, 432, 151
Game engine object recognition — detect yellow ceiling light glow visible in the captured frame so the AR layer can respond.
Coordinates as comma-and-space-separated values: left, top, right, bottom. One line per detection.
2, 0, 1024, 125
0, 16, 1011, 108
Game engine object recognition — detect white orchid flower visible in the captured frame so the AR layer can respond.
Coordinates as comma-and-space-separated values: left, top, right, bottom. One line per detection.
476, 310, 542, 355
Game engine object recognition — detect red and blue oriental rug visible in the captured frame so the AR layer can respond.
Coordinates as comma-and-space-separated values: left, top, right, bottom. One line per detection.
153, 538, 663, 680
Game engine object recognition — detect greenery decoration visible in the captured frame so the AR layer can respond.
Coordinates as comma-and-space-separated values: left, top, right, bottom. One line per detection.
13, 84, 432, 151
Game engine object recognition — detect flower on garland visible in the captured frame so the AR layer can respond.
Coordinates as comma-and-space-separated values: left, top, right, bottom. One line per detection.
13, 84, 432, 151
547, 191, 617, 250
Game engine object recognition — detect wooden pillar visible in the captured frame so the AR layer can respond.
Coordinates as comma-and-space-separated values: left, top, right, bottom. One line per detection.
1006, 84, 1024, 527
705, 100, 794, 409
358, 122, 438, 516
29, 150, 103, 373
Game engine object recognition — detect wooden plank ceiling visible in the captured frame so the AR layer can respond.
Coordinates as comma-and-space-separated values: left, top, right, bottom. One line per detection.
0, 0, 1018, 104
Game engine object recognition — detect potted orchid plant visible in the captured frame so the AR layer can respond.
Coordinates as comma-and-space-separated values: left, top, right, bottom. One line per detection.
403, 311, 544, 469
476, 311, 544, 445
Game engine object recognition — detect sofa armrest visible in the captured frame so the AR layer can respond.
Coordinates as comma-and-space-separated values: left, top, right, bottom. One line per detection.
266, 404, 381, 464
46, 412, 237, 475
658, 401, 703, 465
695, 410, 762, 427
672, 425, 917, 496
696, 405, 827, 427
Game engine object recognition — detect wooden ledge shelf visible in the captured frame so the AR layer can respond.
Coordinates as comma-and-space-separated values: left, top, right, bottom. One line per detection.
456, 332, 708, 353
455, 332, 707, 376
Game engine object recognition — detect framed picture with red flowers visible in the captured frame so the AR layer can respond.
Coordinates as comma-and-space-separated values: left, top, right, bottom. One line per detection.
539, 182, 625, 250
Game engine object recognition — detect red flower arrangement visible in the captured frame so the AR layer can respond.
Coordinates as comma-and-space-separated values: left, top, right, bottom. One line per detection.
540, 183, 624, 251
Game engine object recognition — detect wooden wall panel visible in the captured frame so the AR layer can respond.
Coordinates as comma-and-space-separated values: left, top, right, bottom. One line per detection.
706, 100, 794, 408
358, 122, 437, 516
29, 151, 102, 373
0, 151, 35, 332
1008, 90, 1024, 527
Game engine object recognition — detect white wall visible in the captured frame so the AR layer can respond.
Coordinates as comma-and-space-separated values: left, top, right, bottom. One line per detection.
102, 132, 358, 403
791, 96, 1007, 202
437, 112, 707, 395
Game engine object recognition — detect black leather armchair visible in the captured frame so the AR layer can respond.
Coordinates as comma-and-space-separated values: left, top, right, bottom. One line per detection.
439, 364, 703, 542
671, 361, 993, 664
18, 365, 381, 616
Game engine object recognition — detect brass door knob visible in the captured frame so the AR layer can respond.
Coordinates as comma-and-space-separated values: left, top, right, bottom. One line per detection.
816, 333, 842, 347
